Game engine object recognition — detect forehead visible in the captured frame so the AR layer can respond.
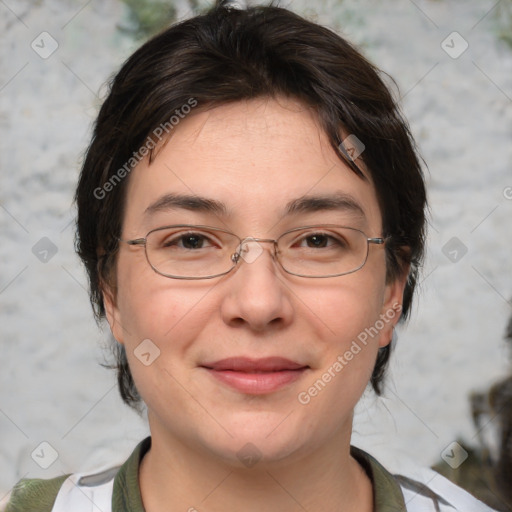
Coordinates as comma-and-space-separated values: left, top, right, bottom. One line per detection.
122, 97, 383, 235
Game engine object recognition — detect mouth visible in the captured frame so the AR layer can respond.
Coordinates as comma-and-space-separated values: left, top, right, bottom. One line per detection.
200, 357, 310, 395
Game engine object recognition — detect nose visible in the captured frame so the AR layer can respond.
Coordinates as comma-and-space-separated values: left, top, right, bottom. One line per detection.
220, 239, 294, 332
232, 237, 277, 265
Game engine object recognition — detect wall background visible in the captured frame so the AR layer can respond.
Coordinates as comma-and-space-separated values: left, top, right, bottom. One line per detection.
1, 0, 511, 499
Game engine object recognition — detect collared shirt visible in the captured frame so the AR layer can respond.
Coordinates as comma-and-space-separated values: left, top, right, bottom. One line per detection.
4, 437, 496, 512
112, 439, 408, 511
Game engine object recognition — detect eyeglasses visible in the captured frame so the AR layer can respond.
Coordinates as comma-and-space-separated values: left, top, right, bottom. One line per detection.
119, 224, 386, 280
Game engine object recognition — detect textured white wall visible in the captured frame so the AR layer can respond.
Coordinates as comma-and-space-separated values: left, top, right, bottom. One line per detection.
1, 0, 511, 497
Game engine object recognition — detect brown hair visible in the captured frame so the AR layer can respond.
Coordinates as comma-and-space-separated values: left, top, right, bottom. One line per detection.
75, 2, 427, 410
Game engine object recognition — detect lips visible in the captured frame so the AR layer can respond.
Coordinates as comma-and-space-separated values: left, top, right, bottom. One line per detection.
200, 357, 309, 394
203, 357, 307, 372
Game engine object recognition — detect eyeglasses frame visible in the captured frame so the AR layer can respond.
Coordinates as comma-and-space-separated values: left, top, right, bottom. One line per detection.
119, 224, 387, 280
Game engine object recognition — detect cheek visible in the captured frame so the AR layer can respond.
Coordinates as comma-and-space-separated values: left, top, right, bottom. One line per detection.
304, 269, 387, 346
114, 250, 217, 351
114, 267, 220, 418
295, 271, 387, 409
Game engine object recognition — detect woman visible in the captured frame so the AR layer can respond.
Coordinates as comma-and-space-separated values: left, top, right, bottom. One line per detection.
4, 2, 496, 510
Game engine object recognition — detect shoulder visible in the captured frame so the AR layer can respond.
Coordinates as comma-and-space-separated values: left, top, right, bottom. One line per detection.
2, 438, 150, 512
3, 466, 121, 512
395, 469, 498, 512
2, 474, 69, 512
351, 445, 499, 512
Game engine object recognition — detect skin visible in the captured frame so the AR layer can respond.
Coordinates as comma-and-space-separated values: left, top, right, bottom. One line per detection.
104, 97, 407, 512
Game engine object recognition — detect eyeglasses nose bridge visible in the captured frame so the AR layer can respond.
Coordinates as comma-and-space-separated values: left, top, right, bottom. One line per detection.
231, 237, 278, 265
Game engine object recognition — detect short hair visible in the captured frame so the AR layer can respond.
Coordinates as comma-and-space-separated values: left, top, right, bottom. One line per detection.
75, 3, 427, 410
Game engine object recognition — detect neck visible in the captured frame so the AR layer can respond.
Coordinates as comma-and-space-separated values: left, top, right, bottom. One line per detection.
139, 420, 373, 512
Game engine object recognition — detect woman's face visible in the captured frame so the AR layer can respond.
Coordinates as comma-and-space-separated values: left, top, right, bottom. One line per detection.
105, 97, 405, 467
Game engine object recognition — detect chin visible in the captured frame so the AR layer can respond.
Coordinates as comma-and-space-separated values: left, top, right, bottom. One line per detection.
196, 413, 313, 469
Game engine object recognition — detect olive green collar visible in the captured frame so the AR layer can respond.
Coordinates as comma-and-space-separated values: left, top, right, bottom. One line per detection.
113, 437, 406, 512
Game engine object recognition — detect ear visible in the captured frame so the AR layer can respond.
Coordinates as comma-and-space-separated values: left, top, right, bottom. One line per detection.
102, 283, 125, 345
378, 265, 409, 348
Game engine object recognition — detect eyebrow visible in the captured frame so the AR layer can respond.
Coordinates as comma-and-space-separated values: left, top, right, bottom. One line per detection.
144, 193, 227, 217
144, 192, 366, 220
284, 193, 366, 219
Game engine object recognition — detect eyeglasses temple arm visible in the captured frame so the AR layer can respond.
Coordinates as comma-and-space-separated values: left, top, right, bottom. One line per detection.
122, 238, 146, 246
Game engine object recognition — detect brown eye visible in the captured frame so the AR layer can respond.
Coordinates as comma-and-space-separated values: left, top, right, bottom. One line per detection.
294, 232, 347, 249
305, 234, 329, 248
178, 234, 206, 249
160, 231, 214, 250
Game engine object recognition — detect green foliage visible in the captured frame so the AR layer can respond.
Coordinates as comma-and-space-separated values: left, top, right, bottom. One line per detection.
496, 0, 512, 48
120, 0, 178, 39
431, 441, 511, 511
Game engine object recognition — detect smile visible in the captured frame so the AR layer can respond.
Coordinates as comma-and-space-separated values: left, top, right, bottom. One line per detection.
200, 357, 309, 394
